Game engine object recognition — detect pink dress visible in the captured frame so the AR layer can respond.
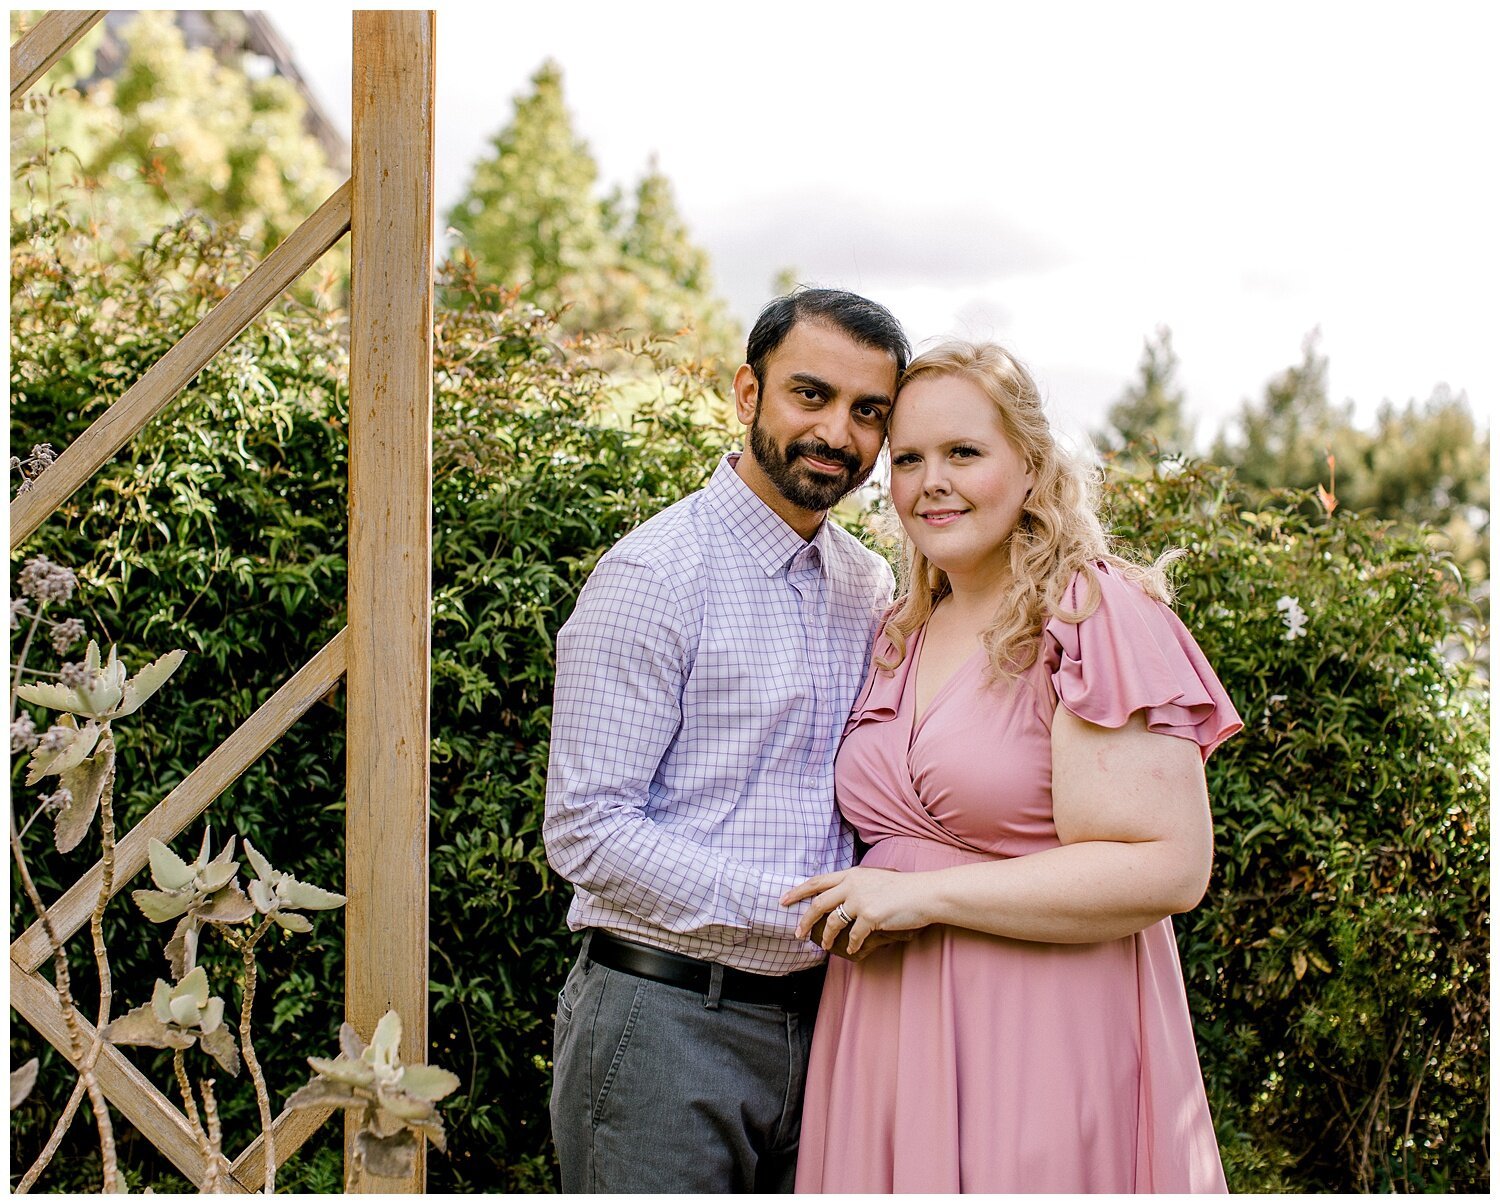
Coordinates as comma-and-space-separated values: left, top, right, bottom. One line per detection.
796, 566, 1243, 1193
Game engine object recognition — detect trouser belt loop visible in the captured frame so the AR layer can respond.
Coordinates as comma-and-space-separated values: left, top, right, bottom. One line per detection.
580, 929, 595, 970
704, 963, 724, 1010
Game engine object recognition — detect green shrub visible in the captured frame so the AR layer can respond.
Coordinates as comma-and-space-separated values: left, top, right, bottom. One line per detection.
9, 211, 729, 1191
1101, 462, 1488, 1192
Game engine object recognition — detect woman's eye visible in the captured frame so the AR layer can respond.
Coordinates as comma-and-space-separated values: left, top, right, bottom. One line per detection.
952, 445, 980, 459
891, 453, 919, 467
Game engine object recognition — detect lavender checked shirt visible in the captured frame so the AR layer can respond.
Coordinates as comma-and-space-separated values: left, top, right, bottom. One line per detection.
544, 454, 895, 974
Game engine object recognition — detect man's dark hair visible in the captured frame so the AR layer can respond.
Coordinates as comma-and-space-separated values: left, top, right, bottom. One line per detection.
745, 288, 909, 386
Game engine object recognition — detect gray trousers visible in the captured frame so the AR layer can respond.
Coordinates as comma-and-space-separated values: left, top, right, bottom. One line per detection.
549, 939, 817, 1193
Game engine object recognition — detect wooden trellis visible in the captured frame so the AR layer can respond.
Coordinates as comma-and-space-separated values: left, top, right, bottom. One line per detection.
9, 11, 435, 1193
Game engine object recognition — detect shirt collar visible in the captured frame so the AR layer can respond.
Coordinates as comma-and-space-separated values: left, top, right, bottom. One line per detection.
702, 454, 831, 578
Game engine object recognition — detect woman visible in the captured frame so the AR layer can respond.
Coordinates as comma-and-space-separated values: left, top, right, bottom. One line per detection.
782, 341, 1241, 1193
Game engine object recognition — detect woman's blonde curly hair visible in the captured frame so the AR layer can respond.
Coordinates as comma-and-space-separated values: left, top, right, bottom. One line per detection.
876, 340, 1177, 679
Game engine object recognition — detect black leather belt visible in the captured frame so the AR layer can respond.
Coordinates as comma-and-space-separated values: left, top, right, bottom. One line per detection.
585, 930, 825, 1010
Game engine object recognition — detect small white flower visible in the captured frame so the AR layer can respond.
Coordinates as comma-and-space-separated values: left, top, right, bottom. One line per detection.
1276, 595, 1308, 640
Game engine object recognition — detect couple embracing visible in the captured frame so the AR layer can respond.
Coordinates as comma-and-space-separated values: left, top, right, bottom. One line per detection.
543, 289, 1242, 1193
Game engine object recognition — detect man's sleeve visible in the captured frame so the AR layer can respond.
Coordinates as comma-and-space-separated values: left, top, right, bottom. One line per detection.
543, 554, 797, 944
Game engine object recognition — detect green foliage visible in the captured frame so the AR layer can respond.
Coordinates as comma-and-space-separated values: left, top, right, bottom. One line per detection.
10, 10, 340, 262
1208, 331, 1489, 581
444, 60, 740, 378
1094, 325, 1194, 465
10, 206, 352, 1192
10, 202, 731, 1190
1101, 460, 1489, 1192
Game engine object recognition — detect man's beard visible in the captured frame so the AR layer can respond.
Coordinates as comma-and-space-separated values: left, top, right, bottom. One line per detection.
749, 411, 873, 513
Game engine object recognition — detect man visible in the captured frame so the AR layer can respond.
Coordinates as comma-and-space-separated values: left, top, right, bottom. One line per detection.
544, 288, 909, 1192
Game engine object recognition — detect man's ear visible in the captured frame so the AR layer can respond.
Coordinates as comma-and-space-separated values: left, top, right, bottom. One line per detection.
732, 363, 759, 428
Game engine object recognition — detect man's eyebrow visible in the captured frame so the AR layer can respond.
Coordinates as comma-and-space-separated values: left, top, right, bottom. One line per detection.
786, 372, 835, 394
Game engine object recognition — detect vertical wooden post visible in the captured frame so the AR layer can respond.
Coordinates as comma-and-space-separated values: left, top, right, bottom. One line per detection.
346, 9, 435, 1194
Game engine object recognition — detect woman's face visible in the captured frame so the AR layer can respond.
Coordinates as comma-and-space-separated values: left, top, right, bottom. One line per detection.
887, 373, 1035, 583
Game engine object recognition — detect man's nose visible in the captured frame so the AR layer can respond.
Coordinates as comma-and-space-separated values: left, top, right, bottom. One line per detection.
812, 408, 854, 450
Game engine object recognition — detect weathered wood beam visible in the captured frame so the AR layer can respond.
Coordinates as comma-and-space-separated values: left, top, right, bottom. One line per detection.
345, 9, 435, 1194
10, 180, 352, 550
9, 9, 105, 102
11, 629, 349, 974
228, 1100, 336, 1192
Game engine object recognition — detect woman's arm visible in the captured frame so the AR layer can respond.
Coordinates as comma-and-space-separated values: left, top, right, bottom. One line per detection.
781, 707, 1214, 952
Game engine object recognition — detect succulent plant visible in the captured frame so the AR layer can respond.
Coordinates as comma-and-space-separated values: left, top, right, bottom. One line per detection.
16, 640, 185, 853
15, 640, 184, 722
21, 720, 116, 854
132, 830, 255, 976
104, 966, 239, 1075
285, 1011, 458, 1178
242, 838, 347, 933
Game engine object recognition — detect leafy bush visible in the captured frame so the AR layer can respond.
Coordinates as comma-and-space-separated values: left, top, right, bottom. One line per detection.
10, 210, 729, 1190
1102, 463, 1488, 1192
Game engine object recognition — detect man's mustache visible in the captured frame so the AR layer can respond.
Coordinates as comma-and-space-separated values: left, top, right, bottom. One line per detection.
787, 440, 860, 474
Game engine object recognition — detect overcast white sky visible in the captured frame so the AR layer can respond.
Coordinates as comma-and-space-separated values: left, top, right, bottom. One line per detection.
262, 0, 1496, 452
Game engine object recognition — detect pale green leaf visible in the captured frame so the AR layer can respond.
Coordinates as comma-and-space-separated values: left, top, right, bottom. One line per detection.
284, 1077, 364, 1112
169, 994, 200, 1027
10, 1058, 40, 1109
280, 876, 347, 911
178, 965, 209, 1006
24, 716, 100, 785
106, 1002, 193, 1050
248, 878, 275, 913
114, 648, 187, 718
199, 1025, 240, 1076
148, 838, 195, 891
200, 996, 225, 1034
14, 680, 89, 717
199, 884, 255, 925
242, 837, 274, 883
399, 1064, 460, 1102
273, 911, 313, 933
356, 1127, 418, 1178
377, 1089, 434, 1122
371, 1011, 403, 1061
309, 1055, 374, 1086
339, 1022, 367, 1061
133, 888, 193, 924
54, 745, 112, 854
198, 860, 238, 893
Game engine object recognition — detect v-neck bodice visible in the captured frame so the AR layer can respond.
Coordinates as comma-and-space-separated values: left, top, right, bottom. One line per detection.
906, 623, 987, 746
839, 620, 1061, 858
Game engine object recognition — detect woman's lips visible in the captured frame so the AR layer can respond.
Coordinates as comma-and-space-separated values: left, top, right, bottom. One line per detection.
918, 509, 966, 526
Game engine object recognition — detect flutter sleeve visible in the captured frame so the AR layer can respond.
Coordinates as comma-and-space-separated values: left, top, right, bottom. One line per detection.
1043, 564, 1243, 761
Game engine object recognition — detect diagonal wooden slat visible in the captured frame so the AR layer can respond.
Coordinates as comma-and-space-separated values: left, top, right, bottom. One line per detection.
9, 9, 105, 101
10, 962, 242, 1191
229, 1100, 336, 1191
10, 179, 353, 549
11, 628, 349, 974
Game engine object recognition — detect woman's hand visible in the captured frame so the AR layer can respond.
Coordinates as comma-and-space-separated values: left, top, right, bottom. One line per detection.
782, 867, 932, 956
